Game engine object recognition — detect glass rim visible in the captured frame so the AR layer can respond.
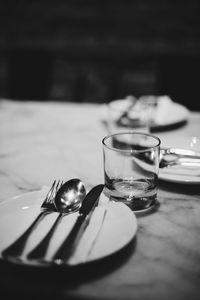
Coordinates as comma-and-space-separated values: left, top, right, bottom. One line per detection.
102, 131, 161, 153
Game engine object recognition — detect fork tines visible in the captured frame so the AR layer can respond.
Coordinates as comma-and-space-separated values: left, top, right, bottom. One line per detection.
41, 180, 63, 209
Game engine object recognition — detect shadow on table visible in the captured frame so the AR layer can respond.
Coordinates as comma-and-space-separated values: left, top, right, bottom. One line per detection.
0, 237, 137, 300
159, 179, 200, 195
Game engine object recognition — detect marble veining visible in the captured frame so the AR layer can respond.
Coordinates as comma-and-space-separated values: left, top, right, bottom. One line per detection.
0, 99, 200, 300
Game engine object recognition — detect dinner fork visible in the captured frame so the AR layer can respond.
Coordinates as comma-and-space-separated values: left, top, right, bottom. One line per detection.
2, 180, 62, 260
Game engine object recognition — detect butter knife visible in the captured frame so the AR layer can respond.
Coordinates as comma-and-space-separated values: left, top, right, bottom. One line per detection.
52, 184, 104, 265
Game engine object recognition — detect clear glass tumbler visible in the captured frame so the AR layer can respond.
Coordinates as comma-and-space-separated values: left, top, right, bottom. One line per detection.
107, 96, 152, 134
102, 132, 161, 212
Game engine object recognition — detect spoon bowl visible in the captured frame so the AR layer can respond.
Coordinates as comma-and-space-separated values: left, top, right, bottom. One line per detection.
54, 178, 86, 213
27, 178, 86, 260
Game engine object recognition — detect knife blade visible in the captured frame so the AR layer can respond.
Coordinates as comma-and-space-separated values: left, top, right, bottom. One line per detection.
52, 184, 104, 265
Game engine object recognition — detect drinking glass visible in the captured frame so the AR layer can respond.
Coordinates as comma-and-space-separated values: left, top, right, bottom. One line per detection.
102, 132, 161, 212
107, 96, 152, 134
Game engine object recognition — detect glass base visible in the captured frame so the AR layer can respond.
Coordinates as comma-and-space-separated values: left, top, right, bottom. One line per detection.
104, 188, 159, 216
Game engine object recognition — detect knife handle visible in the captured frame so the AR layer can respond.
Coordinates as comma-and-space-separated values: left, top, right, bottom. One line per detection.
52, 214, 88, 265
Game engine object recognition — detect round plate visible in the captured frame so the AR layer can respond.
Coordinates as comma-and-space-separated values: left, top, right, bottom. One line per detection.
159, 136, 200, 184
108, 98, 189, 133
150, 102, 189, 132
0, 190, 137, 267
159, 166, 200, 184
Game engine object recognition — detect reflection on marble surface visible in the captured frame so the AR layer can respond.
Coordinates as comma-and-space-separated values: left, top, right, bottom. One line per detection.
0, 99, 200, 300
0, 99, 107, 200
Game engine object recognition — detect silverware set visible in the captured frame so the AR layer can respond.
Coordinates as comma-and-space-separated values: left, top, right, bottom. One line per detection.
159, 147, 200, 168
2, 179, 104, 265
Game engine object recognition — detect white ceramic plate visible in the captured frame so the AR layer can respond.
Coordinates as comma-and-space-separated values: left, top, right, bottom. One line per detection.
108, 97, 189, 132
0, 190, 137, 267
159, 166, 200, 184
150, 101, 189, 132
159, 137, 200, 184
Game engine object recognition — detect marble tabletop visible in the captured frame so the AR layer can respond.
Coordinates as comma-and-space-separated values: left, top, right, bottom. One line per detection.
0, 99, 200, 300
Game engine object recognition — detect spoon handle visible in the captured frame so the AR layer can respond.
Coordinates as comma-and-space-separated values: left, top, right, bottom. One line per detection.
52, 214, 88, 265
52, 184, 104, 265
27, 213, 63, 260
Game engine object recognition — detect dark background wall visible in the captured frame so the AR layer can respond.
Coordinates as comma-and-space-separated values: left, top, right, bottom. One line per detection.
0, 0, 200, 110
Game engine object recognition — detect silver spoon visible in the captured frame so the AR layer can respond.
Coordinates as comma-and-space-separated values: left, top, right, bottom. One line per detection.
159, 153, 200, 168
27, 178, 86, 260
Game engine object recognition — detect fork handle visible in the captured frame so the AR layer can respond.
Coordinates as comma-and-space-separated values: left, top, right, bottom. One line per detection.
27, 213, 63, 260
2, 210, 50, 259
